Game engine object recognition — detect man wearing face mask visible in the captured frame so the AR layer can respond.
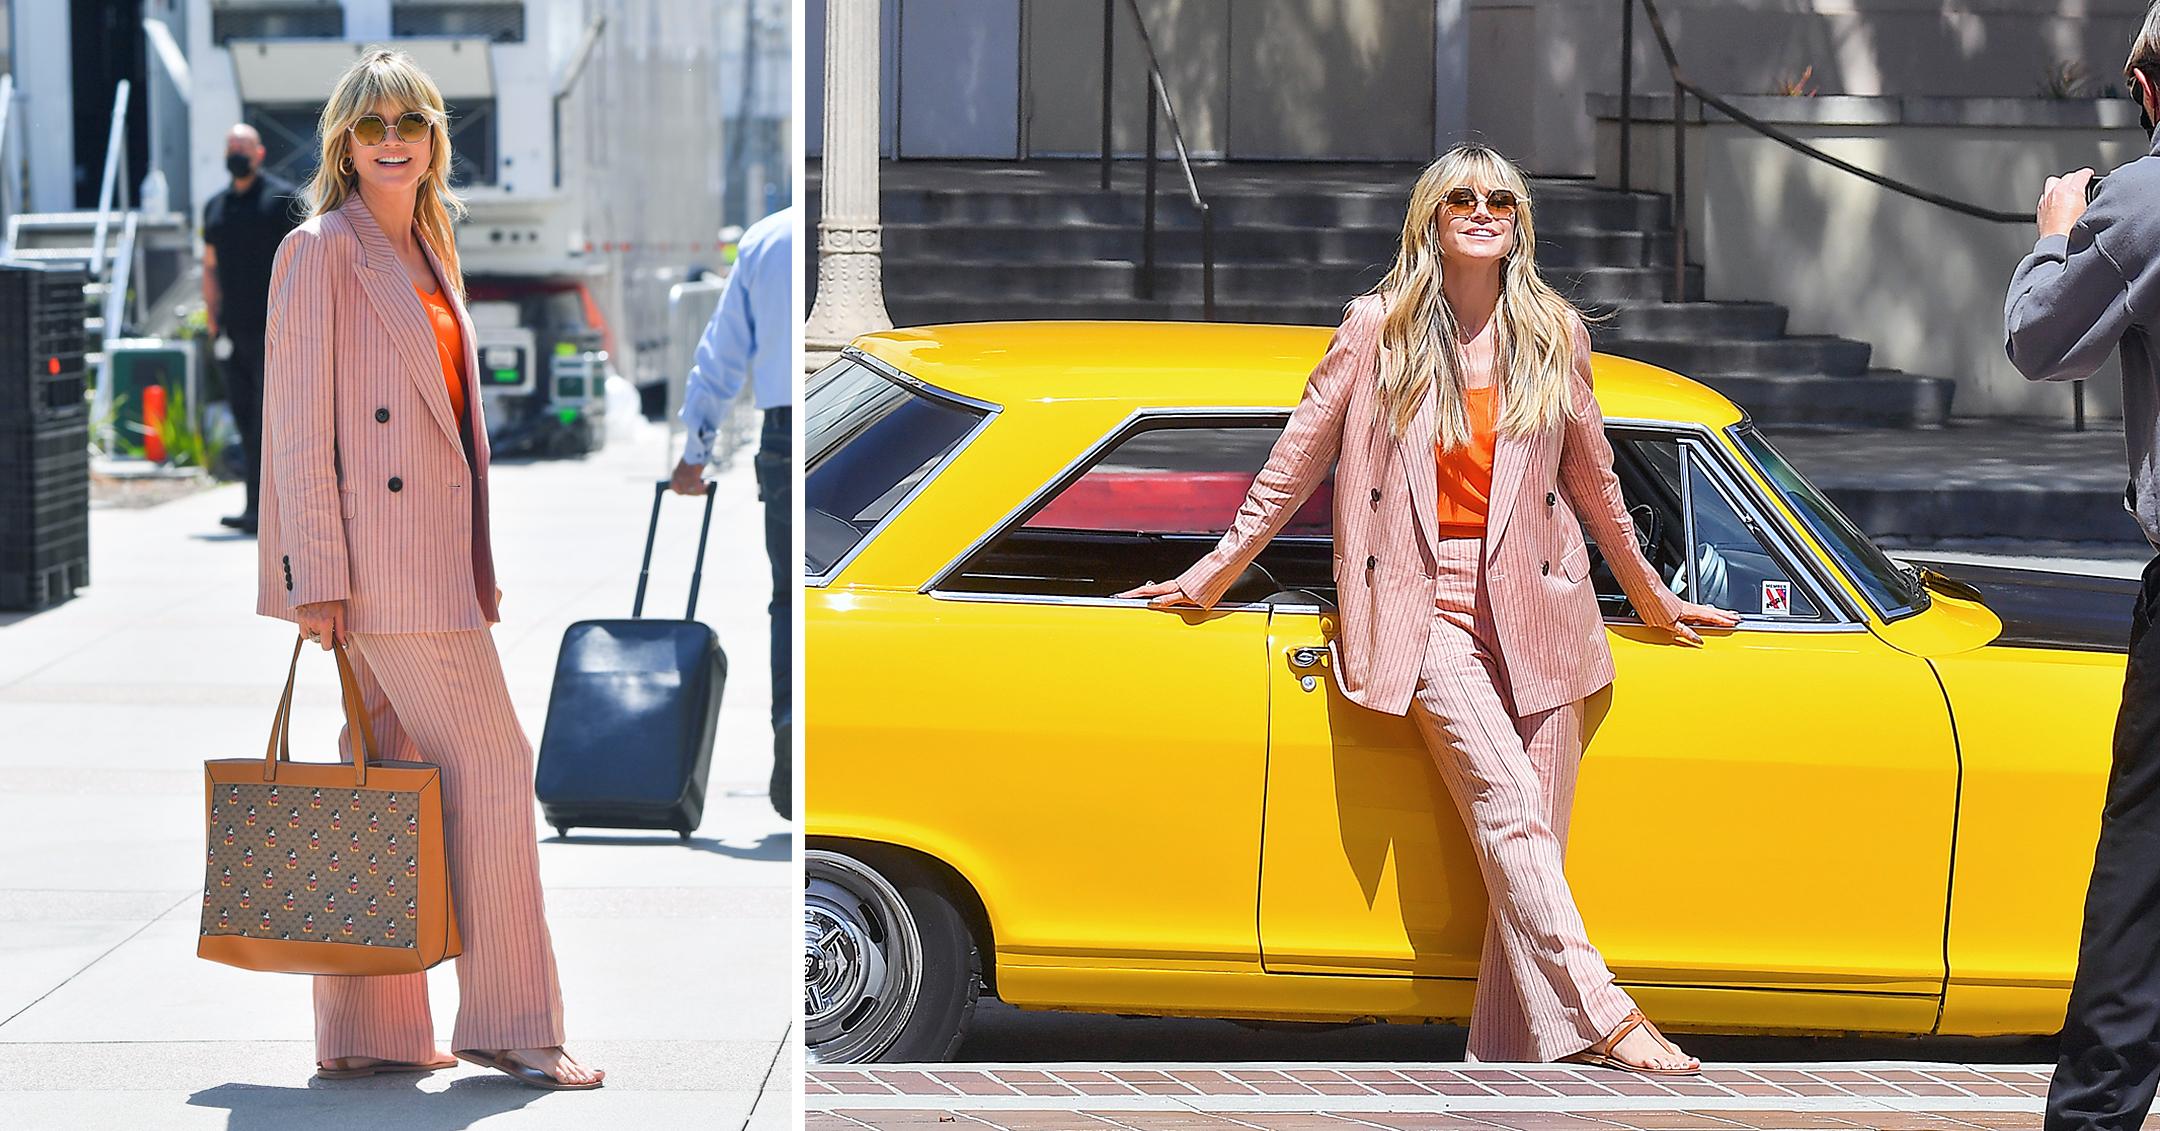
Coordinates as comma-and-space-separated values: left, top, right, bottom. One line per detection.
200, 123, 298, 536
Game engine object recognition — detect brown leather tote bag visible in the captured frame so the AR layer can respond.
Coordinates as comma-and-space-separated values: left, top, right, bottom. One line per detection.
197, 634, 462, 975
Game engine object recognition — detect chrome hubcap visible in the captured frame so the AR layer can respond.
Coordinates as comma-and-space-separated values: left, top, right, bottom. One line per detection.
804, 851, 922, 1063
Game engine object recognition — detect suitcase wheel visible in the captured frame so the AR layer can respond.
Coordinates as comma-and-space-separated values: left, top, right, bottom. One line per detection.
554, 825, 569, 839
677, 829, 692, 842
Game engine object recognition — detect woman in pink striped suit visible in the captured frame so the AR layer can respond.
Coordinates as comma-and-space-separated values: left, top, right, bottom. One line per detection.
1121, 144, 1740, 1074
254, 49, 602, 1090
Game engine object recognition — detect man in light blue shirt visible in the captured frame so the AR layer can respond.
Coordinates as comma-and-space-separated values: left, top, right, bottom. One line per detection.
671, 205, 793, 819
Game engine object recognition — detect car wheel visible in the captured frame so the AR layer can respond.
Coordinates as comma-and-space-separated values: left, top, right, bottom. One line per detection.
805, 849, 980, 1064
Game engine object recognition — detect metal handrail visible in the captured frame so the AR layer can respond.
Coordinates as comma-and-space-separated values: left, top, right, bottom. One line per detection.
89, 80, 131, 280
1613, 0, 2085, 425
1100, 0, 1215, 319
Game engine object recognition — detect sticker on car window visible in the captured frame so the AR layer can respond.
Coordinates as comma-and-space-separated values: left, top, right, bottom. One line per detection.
1762, 580, 1792, 616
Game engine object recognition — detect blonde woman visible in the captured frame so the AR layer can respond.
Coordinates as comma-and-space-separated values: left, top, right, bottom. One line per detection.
1120, 143, 1739, 1073
253, 49, 602, 1090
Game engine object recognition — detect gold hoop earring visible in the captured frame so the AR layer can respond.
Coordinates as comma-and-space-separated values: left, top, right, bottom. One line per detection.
339, 154, 354, 177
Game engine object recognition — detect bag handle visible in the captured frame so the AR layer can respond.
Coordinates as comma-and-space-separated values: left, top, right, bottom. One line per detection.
261, 633, 380, 787
632, 479, 719, 621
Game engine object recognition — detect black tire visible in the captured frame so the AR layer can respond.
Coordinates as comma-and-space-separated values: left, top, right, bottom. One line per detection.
879, 865, 981, 1063
804, 850, 982, 1063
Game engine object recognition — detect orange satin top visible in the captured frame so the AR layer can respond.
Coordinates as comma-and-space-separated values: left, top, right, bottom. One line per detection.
1434, 384, 1499, 538
414, 282, 467, 430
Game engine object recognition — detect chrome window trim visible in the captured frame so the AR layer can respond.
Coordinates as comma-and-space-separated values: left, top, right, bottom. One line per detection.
1722, 419, 1930, 624
804, 348, 1002, 589
914, 409, 1865, 633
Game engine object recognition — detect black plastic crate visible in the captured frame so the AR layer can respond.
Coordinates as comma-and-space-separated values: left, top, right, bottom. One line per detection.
0, 422, 88, 465
0, 475, 89, 529
0, 261, 89, 426
0, 555, 87, 611
0, 531, 85, 572
0, 501, 86, 549
0, 446, 89, 485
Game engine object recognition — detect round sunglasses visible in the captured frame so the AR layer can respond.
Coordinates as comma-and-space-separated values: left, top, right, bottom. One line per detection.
1441, 186, 1523, 218
348, 111, 434, 148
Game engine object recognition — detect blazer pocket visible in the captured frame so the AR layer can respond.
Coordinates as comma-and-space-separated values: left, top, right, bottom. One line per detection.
339, 489, 358, 520
1559, 542, 1591, 583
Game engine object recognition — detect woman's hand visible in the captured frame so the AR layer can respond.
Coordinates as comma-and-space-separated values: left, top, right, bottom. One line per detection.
1649, 599, 1741, 648
294, 600, 347, 649
1114, 578, 1202, 610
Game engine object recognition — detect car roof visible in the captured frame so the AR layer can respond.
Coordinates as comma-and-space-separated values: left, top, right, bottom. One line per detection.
849, 320, 1745, 428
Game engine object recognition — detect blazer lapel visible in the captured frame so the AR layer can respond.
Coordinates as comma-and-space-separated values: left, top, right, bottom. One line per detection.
1399, 371, 1442, 562
415, 232, 484, 462
1484, 419, 1531, 558
339, 196, 463, 451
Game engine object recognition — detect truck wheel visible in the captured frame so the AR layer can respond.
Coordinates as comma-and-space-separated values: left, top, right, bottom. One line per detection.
805, 849, 980, 1064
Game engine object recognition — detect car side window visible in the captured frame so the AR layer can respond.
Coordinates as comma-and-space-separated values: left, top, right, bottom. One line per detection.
1586, 429, 1829, 623
939, 416, 1336, 603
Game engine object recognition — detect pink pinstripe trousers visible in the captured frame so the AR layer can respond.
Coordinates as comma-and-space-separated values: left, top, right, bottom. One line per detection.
313, 627, 567, 1061
1410, 534, 1636, 1063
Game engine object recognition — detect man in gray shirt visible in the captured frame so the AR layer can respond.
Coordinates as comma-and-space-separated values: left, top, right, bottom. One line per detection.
2005, 6, 2160, 1128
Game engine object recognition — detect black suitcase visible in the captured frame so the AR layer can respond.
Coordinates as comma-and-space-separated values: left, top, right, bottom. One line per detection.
536, 481, 728, 839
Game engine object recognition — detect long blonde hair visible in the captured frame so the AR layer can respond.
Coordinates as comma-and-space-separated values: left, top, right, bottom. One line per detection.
301, 48, 467, 293
1370, 144, 1583, 448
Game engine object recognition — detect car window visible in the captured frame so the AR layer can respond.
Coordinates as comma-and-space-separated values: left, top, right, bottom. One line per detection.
1730, 423, 1928, 621
942, 417, 1335, 603
1585, 432, 1690, 619
806, 357, 990, 579
1587, 430, 1832, 623
1682, 450, 1820, 620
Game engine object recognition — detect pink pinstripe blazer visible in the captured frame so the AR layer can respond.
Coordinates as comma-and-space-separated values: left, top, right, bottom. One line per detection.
254, 194, 500, 633
1173, 291, 1685, 718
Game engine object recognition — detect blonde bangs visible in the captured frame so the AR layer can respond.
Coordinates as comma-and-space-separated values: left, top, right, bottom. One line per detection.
1369, 143, 1588, 449
300, 48, 468, 293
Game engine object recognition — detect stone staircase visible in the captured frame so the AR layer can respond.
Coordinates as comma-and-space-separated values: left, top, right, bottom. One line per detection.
807, 160, 1954, 430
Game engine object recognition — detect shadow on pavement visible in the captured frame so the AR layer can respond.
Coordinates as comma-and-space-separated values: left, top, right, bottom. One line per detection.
544, 831, 792, 862
187, 1076, 545, 1130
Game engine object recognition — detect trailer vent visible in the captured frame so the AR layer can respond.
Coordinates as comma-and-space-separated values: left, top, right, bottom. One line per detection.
392, 1, 526, 44
211, 2, 344, 45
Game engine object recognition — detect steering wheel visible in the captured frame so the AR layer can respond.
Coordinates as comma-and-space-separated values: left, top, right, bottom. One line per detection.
1629, 503, 1663, 558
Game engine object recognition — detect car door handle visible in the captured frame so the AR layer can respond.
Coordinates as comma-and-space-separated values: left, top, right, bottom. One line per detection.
1287, 646, 1328, 669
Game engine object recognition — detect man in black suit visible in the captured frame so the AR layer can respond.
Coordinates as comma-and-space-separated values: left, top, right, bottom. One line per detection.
201, 123, 298, 536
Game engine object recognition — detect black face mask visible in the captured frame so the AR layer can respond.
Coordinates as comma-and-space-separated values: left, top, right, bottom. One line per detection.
226, 153, 255, 180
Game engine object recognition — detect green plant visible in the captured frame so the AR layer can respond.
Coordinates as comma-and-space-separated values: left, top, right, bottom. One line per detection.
2040, 60, 2094, 99
147, 384, 224, 473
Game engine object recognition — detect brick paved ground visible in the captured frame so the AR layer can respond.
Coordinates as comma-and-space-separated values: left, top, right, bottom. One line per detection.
804, 1063, 2117, 1131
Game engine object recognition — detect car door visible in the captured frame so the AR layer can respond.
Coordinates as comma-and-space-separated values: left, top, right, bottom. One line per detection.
1257, 424, 1957, 1034
896, 411, 1338, 974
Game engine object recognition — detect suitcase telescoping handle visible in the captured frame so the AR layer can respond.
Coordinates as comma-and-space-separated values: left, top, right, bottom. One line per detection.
632, 479, 719, 621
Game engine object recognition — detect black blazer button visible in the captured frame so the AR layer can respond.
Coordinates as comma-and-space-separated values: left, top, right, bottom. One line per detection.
375, 407, 390, 423
388, 476, 403, 492
1546, 491, 1557, 507
1366, 555, 1377, 570
1541, 560, 1551, 575
281, 554, 290, 567
1370, 488, 1381, 504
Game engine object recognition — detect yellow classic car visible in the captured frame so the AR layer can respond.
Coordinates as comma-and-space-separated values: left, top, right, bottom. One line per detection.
804, 320, 2132, 1065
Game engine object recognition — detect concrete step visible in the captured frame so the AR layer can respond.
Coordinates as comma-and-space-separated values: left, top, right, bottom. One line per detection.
1604, 335, 1873, 378
1768, 420, 2144, 547
844, 294, 1363, 327
1590, 302, 1788, 342
1544, 264, 1704, 304
863, 220, 1671, 271
880, 258, 1390, 303
809, 183, 1673, 235
1702, 370, 1954, 429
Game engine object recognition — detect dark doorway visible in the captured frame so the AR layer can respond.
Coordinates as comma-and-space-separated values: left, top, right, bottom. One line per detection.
71, 0, 150, 209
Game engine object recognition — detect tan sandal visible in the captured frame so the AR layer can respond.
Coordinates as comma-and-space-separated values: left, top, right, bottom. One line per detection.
453, 1047, 606, 1091
1560, 1009, 1701, 1076
314, 1052, 457, 1080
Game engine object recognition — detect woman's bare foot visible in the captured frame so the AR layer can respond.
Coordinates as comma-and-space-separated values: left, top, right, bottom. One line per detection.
315, 1051, 456, 1078
454, 1045, 605, 1089
505, 1046, 602, 1087
1609, 1023, 1697, 1072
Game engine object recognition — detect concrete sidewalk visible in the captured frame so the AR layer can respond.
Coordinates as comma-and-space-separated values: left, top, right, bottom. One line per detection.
0, 408, 795, 1128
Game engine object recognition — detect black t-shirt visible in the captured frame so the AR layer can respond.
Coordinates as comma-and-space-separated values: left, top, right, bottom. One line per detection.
202, 172, 300, 336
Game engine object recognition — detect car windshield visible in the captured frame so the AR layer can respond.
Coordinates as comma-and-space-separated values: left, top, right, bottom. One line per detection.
805, 356, 990, 579
1729, 423, 1929, 621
